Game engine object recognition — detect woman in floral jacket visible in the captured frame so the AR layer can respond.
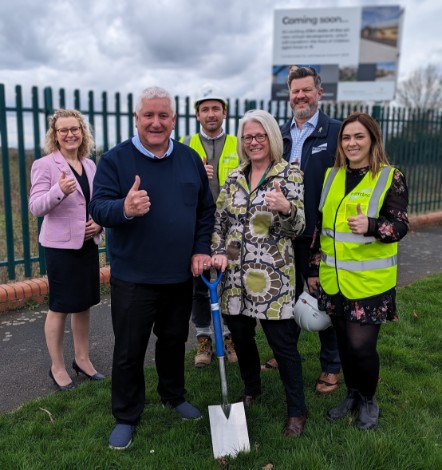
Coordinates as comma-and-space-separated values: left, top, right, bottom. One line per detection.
211, 109, 308, 437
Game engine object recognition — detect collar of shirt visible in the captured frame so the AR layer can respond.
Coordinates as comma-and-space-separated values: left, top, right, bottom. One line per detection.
290, 109, 320, 133
132, 134, 174, 159
289, 110, 320, 164
200, 128, 225, 141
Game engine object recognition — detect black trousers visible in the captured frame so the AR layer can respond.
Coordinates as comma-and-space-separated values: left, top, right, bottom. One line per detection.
224, 314, 307, 417
110, 276, 193, 425
191, 274, 212, 330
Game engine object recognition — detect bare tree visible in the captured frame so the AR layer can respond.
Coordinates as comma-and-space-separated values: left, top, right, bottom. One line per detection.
395, 64, 442, 110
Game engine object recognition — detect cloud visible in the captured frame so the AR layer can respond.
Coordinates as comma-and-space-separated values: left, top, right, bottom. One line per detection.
0, 0, 441, 104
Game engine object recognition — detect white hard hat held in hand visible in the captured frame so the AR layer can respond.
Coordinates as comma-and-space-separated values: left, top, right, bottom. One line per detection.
293, 291, 332, 332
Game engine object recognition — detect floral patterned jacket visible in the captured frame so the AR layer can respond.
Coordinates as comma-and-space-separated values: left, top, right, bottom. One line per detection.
211, 160, 305, 320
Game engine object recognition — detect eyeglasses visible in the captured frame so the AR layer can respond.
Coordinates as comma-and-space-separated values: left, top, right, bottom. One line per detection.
241, 134, 268, 144
56, 126, 82, 136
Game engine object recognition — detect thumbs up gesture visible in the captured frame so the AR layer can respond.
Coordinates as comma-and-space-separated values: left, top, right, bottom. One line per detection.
347, 203, 368, 234
124, 175, 150, 217
59, 170, 77, 195
265, 180, 291, 214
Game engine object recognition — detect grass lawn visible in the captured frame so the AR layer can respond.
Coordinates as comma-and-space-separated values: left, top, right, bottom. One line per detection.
0, 273, 441, 469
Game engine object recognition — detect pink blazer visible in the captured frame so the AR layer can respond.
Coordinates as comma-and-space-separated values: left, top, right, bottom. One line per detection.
29, 151, 102, 249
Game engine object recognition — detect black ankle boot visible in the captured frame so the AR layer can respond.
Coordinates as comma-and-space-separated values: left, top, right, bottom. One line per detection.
326, 389, 359, 421
355, 394, 379, 430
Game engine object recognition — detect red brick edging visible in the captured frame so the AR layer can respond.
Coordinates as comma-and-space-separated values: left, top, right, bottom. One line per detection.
0, 212, 441, 313
408, 211, 442, 231
0, 267, 110, 313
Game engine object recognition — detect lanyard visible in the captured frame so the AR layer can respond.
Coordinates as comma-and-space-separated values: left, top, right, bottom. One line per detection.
248, 164, 272, 191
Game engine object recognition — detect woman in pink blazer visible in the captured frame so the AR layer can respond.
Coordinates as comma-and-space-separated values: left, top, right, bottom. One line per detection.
29, 109, 104, 391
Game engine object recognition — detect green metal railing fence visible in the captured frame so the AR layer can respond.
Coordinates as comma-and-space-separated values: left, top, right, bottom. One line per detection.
1, 83, 441, 282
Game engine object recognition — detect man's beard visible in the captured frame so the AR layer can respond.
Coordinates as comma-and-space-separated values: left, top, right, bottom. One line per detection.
292, 102, 317, 120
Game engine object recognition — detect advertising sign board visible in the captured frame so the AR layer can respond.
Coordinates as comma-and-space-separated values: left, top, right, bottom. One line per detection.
272, 6, 404, 101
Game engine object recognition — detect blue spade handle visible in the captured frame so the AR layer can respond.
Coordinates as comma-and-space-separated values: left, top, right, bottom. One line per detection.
200, 270, 225, 358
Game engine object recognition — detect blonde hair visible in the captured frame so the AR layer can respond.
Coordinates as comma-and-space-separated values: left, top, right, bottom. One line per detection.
44, 109, 95, 158
335, 112, 390, 175
237, 109, 283, 164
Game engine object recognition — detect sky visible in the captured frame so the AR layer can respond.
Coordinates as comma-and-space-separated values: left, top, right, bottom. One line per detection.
0, 0, 441, 104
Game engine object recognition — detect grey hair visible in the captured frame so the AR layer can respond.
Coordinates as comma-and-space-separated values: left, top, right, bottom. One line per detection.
135, 86, 176, 114
236, 109, 283, 164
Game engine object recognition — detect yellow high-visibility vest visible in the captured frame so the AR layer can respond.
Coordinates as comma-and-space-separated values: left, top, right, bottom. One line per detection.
319, 166, 397, 299
179, 134, 239, 186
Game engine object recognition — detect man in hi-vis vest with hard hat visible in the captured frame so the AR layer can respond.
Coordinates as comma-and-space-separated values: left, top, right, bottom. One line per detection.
180, 84, 240, 367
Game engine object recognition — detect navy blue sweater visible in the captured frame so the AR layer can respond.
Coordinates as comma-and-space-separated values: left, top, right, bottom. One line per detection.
90, 139, 215, 284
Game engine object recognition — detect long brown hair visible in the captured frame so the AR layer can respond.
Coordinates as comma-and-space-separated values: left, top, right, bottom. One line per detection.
335, 112, 390, 175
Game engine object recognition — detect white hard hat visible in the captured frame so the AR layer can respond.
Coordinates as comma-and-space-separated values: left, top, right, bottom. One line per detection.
194, 83, 227, 110
293, 291, 332, 332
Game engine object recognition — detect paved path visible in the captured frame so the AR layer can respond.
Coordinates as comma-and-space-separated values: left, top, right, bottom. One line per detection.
0, 224, 441, 414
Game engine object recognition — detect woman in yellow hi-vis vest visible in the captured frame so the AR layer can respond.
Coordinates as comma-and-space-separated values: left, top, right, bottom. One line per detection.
307, 112, 409, 430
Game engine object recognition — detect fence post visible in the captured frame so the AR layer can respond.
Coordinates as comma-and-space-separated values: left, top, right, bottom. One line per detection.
115, 92, 122, 144
88, 91, 96, 162
0, 84, 16, 280
127, 93, 134, 138
102, 92, 109, 152
74, 89, 80, 110
31, 86, 45, 274
15, 85, 32, 277
245, 100, 257, 111
43, 87, 54, 123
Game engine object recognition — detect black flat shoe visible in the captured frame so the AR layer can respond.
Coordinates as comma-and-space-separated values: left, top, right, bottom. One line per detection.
72, 360, 105, 381
48, 369, 76, 391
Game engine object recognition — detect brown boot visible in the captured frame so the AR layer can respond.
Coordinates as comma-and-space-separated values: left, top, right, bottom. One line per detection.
223, 336, 238, 363
260, 357, 278, 372
283, 414, 307, 437
194, 336, 213, 368
315, 372, 340, 393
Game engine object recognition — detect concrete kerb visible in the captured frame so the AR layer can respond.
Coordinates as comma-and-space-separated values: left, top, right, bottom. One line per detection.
1, 211, 441, 313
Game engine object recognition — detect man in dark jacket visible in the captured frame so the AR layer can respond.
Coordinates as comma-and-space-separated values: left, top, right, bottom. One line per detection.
262, 66, 342, 395
90, 86, 215, 450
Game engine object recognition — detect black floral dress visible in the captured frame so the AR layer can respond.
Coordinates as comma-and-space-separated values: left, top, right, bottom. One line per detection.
309, 166, 409, 324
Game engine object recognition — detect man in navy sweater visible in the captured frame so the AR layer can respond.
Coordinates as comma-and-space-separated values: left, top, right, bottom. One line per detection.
90, 86, 215, 450
261, 66, 342, 395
